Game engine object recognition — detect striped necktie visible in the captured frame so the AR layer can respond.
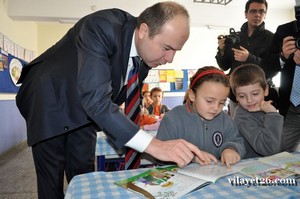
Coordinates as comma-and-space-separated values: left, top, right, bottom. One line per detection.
124, 56, 141, 169
290, 65, 300, 107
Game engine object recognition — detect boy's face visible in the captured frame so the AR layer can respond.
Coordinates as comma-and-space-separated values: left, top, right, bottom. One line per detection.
235, 82, 268, 112
151, 91, 163, 106
188, 81, 229, 121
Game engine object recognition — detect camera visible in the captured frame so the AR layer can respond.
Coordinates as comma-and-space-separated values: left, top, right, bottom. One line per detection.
294, 5, 300, 49
222, 28, 241, 49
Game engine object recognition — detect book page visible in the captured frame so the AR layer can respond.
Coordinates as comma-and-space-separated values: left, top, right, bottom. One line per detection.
177, 163, 238, 183
258, 152, 300, 174
114, 166, 210, 199
239, 161, 296, 180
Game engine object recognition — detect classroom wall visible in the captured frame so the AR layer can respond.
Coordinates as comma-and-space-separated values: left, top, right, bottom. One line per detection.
0, 0, 295, 154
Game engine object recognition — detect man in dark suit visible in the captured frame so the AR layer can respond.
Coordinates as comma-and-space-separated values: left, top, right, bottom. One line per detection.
261, 18, 300, 152
16, 2, 217, 198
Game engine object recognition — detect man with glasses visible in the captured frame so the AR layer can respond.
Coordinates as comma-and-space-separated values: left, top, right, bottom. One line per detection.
215, 0, 277, 115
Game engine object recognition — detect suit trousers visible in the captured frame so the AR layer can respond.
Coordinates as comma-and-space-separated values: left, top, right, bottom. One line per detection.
281, 104, 300, 152
31, 123, 97, 199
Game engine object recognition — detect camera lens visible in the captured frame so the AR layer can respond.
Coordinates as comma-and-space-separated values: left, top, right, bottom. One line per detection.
296, 37, 300, 49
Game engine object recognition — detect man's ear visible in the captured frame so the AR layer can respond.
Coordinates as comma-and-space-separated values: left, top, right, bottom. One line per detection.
138, 23, 148, 39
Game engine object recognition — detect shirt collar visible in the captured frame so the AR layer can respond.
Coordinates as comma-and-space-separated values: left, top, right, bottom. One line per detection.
129, 31, 138, 57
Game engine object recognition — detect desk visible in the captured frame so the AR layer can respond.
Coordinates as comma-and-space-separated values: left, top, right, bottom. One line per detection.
96, 131, 157, 171
65, 168, 300, 199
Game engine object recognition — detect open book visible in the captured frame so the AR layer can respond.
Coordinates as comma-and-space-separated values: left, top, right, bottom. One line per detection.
114, 163, 238, 199
239, 152, 300, 182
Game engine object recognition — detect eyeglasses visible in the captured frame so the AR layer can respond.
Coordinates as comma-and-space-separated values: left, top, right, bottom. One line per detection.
248, 9, 266, 15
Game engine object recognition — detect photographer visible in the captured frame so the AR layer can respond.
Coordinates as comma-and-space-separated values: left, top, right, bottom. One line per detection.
261, 5, 300, 152
215, 0, 275, 115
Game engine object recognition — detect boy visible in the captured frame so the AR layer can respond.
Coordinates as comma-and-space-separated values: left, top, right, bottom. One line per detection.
147, 87, 170, 118
230, 64, 283, 158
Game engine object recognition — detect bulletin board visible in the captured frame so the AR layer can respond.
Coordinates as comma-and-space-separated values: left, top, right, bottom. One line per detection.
0, 50, 27, 93
143, 69, 197, 93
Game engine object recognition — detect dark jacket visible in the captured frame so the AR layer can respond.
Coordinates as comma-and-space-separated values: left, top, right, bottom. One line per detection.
215, 22, 274, 102
262, 21, 299, 117
147, 104, 170, 116
216, 22, 274, 75
16, 9, 150, 147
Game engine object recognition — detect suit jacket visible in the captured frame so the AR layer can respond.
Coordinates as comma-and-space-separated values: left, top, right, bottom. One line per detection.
16, 9, 150, 147
262, 21, 299, 117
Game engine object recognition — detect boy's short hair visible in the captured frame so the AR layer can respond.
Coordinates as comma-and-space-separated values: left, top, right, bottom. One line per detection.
230, 64, 267, 94
150, 87, 163, 96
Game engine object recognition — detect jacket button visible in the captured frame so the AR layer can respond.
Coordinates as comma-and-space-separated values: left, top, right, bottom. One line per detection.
64, 126, 69, 131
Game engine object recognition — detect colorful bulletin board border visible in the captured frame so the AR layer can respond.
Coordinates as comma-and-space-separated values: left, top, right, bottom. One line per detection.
0, 50, 27, 93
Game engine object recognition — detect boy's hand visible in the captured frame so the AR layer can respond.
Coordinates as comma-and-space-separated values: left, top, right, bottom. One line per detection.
260, 100, 277, 113
220, 148, 241, 169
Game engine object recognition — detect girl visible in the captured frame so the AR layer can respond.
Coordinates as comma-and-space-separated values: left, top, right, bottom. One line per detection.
156, 66, 246, 168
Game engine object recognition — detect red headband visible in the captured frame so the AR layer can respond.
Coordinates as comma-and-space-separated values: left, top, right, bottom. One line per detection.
190, 69, 226, 88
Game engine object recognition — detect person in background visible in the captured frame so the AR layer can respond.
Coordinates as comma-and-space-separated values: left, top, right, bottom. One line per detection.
156, 66, 246, 168
215, 0, 276, 115
147, 87, 170, 118
140, 91, 161, 131
261, 16, 300, 152
142, 90, 153, 108
230, 64, 283, 158
15, 2, 213, 198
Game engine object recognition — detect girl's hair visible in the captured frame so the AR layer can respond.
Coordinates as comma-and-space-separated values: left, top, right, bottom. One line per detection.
230, 64, 267, 94
189, 66, 229, 93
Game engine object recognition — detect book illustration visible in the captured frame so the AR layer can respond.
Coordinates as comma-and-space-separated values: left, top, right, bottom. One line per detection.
239, 152, 300, 182
114, 153, 300, 198
114, 165, 211, 199
258, 152, 300, 174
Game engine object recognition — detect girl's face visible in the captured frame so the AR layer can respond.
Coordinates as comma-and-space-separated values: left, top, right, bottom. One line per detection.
235, 82, 268, 112
188, 81, 229, 120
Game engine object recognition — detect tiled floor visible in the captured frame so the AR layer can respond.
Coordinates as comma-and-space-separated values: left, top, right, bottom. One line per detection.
0, 141, 37, 199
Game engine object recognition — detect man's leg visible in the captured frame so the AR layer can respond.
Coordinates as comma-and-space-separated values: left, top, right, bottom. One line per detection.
32, 135, 67, 199
65, 124, 97, 182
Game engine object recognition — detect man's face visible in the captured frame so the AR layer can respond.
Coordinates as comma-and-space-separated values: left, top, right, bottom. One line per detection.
245, 2, 266, 28
136, 15, 190, 68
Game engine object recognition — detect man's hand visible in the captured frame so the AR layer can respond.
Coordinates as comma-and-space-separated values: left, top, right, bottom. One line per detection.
220, 148, 241, 169
282, 36, 297, 60
232, 46, 249, 62
193, 151, 218, 166
145, 138, 218, 167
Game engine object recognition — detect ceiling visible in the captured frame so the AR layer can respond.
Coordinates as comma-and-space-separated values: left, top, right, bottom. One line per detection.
5, 0, 296, 29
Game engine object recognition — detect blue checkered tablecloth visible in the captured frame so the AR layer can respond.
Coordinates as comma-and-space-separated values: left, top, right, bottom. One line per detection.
95, 132, 124, 156
65, 167, 300, 199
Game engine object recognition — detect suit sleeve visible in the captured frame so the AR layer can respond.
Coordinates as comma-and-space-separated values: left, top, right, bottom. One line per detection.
76, 12, 138, 149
